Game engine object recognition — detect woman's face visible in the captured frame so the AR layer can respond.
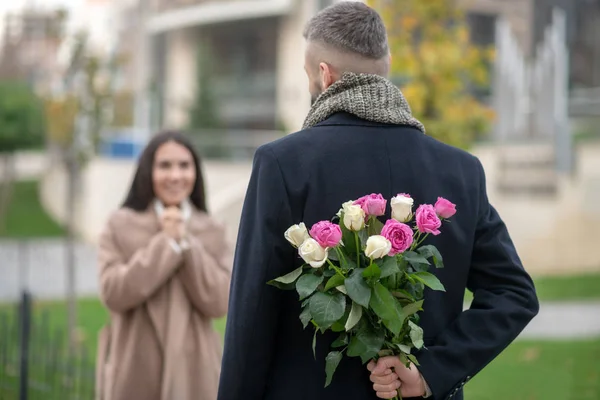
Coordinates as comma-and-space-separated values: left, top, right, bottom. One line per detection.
152, 140, 196, 207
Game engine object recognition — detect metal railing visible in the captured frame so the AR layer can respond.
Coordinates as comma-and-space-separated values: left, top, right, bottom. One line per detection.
0, 292, 95, 400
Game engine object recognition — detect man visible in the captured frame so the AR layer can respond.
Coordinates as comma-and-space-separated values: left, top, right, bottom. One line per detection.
218, 2, 539, 400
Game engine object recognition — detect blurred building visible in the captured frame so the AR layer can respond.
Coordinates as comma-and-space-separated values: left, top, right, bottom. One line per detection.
113, 0, 600, 138
464, 0, 600, 88
0, 7, 67, 94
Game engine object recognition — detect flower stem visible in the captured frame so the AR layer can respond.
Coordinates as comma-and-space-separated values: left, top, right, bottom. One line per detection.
354, 233, 361, 266
335, 247, 347, 266
327, 259, 345, 277
415, 233, 429, 248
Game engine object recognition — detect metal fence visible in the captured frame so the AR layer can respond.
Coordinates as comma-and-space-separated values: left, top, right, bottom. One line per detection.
0, 292, 95, 400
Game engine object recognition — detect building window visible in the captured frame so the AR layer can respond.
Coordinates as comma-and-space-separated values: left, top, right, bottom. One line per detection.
467, 12, 496, 47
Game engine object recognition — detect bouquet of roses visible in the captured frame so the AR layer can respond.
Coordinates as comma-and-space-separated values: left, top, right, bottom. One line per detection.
268, 193, 456, 396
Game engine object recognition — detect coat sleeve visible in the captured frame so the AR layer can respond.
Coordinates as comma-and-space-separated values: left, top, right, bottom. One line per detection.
416, 158, 540, 400
98, 213, 183, 313
217, 146, 295, 400
177, 223, 233, 318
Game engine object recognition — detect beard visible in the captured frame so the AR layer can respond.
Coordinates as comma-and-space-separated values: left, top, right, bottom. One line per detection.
310, 81, 323, 106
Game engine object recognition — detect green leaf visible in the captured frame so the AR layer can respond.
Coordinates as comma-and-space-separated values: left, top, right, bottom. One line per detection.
418, 245, 444, 268
397, 256, 409, 272
402, 300, 424, 319
331, 321, 346, 332
328, 251, 339, 261
324, 351, 343, 387
399, 352, 410, 367
267, 266, 304, 288
407, 281, 425, 299
362, 263, 382, 281
408, 321, 424, 349
396, 344, 412, 354
345, 301, 362, 331
379, 256, 400, 279
296, 274, 324, 300
324, 274, 345, 291
299, 306, 312, 329
367, 217, 385, 237
379, 349, 395, 357
345, 269, 371, 308
391, 289, 415, 301
340, 255, 358, 270
323, 268, 335, 278
412, 272, 446, 292
403, 251, 431, 268
347, 322, 385, 363
369, 283, 405, 336
309, 292, 347, 329
340, 219, 359, 255
332, 333, 348, 348
407, 354, 420, 366
358, 229, 369, 247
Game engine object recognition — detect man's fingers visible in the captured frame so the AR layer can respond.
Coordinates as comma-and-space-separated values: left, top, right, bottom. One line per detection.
367, 361, 376, 372
376, 390, 399, 400
372, 356, 401, 375
374, 379, 401, 399
370, 372, 398, 385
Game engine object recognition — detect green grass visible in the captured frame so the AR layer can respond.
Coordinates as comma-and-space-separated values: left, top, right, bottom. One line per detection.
0, 298, 225, 356
2, 297, 600, 399
465, 339, 600, 400
464, 272, 600, 304
0, 180, 64, 238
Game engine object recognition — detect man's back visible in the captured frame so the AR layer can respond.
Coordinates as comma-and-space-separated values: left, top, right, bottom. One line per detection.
218, 113, 538, 400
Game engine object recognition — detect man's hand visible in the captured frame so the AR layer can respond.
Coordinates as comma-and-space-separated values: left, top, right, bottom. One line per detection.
160, 206, 186, 241
367, 356, 426, 399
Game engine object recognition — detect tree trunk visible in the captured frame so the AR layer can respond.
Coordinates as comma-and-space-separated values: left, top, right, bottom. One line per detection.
0, 152, 16, 235
65, 151, 79, 352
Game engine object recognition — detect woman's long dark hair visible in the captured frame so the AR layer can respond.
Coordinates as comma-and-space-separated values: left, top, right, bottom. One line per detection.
122, 131, 208, 213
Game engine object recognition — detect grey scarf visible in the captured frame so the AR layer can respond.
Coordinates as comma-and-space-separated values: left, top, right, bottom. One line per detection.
302, 72, 425, 133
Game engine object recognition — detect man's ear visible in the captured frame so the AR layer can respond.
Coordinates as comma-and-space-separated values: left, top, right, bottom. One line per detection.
319, 62, 335, 91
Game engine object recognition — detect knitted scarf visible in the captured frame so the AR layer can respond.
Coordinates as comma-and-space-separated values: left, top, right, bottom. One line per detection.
302, 72, 425, 133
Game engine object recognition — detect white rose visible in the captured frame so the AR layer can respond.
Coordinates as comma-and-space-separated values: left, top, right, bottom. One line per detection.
284, 223, 310, 248
343, 203, 366, 231
391, 195, 414, 223
336, 200, 355, 218
365, 235, 392, 259
299, 238, 329, 268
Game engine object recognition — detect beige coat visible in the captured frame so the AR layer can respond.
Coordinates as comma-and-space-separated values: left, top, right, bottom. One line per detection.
95, 206, 232, 400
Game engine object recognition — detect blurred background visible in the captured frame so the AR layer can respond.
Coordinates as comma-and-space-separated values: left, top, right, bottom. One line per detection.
0, 0, 599, 399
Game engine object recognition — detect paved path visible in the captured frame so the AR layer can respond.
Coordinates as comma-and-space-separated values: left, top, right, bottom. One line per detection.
1, 241, 599, 340
0, 239, 98, 302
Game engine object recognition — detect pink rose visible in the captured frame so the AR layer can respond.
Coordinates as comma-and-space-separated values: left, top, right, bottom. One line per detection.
309, 221, 342, 248
354, 193, 387, 217
415, 204, 442, 235
434, 197, 456, 219
381, 219, 414, 255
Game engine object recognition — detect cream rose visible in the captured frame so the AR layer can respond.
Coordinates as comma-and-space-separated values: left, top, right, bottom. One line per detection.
391, 194, 414, 223
284, 223, 310, 248
299, 238, 329, 268
336, 200, 354, 218
342, 203, 366, 231
365, 235, 392, 259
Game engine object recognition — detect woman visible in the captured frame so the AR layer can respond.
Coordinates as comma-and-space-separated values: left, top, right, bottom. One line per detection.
95, 131, 232, 400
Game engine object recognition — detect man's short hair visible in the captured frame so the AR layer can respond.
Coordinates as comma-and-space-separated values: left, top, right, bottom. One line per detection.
303, 1, 389, 60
